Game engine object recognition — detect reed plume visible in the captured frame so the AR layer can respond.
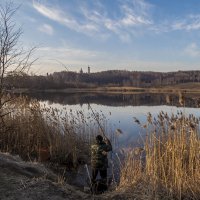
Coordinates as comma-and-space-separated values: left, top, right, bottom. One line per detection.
119, 111, 200, 199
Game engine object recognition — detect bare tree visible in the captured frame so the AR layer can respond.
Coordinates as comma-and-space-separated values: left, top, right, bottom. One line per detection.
0, 2, 36, 131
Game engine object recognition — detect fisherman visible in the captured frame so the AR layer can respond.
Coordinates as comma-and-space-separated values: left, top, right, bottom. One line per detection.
91, 134, 112, 191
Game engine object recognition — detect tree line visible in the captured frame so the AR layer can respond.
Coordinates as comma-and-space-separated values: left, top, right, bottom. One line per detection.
4, 69, 200, 90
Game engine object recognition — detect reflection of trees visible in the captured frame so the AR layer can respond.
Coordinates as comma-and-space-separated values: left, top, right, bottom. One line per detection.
24, 93, 200, 108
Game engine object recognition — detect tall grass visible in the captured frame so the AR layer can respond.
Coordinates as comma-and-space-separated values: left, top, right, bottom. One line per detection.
0, 95, 115, 168
119, 112, 200, 199
0, 95, 95, 167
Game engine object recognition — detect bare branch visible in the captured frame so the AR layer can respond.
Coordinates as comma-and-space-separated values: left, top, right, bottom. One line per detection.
0, 1, 37, 133
0, 2, 36, 92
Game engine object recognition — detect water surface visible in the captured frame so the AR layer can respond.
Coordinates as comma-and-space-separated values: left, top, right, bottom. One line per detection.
26, 92, 200, 149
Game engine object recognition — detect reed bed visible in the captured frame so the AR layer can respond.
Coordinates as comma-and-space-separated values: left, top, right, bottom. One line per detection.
0, 96, 89, 167
0, 95, 113, 168
119, 111, 200, 199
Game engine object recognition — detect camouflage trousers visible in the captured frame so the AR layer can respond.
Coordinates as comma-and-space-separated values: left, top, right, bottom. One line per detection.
91, 168, 107, 183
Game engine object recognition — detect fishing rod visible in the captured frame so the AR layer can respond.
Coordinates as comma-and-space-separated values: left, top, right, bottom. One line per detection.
49, 59, 69, 71
87, 102, 108, 140
87, 100, 122, 189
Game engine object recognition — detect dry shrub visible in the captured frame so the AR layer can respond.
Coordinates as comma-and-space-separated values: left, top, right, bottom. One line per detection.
120, 112, 200, 200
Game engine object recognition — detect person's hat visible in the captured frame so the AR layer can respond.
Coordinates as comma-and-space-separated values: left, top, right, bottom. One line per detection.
96, 135, 103, 142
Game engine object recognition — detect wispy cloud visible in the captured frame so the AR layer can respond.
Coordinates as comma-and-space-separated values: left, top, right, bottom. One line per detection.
36, 46, 104, 67
33, 1, 99, 35
33, 0, 153, 41
38, 24, 54, 35
184, 42, 200, 57
120, 1, 152, 27
153, 14, 200, 33
32, 46, 105, 74
33, 0, 200, 41
172, 15, 200, 31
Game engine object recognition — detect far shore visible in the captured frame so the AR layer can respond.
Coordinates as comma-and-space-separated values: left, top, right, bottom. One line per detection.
8, 83, 200, 94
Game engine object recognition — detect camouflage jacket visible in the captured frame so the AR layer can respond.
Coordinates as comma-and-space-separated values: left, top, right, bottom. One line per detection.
91, 140, 112, 169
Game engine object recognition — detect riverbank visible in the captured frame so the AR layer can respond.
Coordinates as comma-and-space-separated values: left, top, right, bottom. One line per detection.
2, 87, 200, 199
9, 83, 200, 94
0, 152, 90, 200
0, 152, 137, 200
1, 98, 200, 199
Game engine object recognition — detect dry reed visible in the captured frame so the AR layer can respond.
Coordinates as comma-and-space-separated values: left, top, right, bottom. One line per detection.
0, 95, 89, 167
119, 111, 200, 199
0, 95, 115, 169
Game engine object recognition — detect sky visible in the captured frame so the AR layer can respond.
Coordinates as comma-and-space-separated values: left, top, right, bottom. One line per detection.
1, 0, 200, 74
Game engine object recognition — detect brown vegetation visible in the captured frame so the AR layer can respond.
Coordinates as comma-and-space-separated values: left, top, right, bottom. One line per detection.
119, 111, 200, 199
0, 95, 91, 167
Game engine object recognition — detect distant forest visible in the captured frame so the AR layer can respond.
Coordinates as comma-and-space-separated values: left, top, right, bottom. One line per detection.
4, 70, 200, 89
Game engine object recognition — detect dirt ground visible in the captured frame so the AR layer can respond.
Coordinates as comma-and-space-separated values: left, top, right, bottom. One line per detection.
0, 152, 134, 200
0, 152, 92, 200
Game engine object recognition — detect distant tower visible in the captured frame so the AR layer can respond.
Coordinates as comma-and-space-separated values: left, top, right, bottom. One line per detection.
80, 68, 83, 74
88, 66, 90, 74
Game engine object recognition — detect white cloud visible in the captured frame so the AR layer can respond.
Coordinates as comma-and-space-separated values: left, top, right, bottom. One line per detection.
134, 4, 200, 35
120, 2, 152, 27
172, 15, 200, 31
153, 14, 200, 33
33, 1, 99, 35
33, 46, 198, 74
33, 0, 153, 41
121, 14, 150, 26
38, 24, 54, 35
184, 43, 200, 57
31, 0, 200, 41
31, 46, 106, 74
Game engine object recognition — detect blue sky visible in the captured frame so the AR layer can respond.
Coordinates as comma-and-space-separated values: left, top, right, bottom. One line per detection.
2, 0, 200, 74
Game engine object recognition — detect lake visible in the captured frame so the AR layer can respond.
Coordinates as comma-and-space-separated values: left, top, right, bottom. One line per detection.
26, 92, 200, 150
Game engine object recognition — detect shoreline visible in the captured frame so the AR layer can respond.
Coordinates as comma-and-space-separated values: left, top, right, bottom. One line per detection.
8, 85, 200, 94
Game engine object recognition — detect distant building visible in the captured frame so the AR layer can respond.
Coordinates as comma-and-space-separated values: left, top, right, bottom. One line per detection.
88, 66, 90, 74
80, 68, 83, 74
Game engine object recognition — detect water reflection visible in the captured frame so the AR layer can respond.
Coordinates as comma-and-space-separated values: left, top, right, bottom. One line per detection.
19, 92, 200, 187
26, 92, 200, 108
24, 92, 200, 148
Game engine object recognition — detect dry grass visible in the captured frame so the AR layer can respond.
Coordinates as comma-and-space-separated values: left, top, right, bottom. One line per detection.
0, 95, 92, 167
3, 91, 199, 199
0, 95, 115, 169
119, 111, 200, 199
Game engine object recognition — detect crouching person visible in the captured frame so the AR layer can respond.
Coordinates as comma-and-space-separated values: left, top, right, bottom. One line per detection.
91, 135, 112, 194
